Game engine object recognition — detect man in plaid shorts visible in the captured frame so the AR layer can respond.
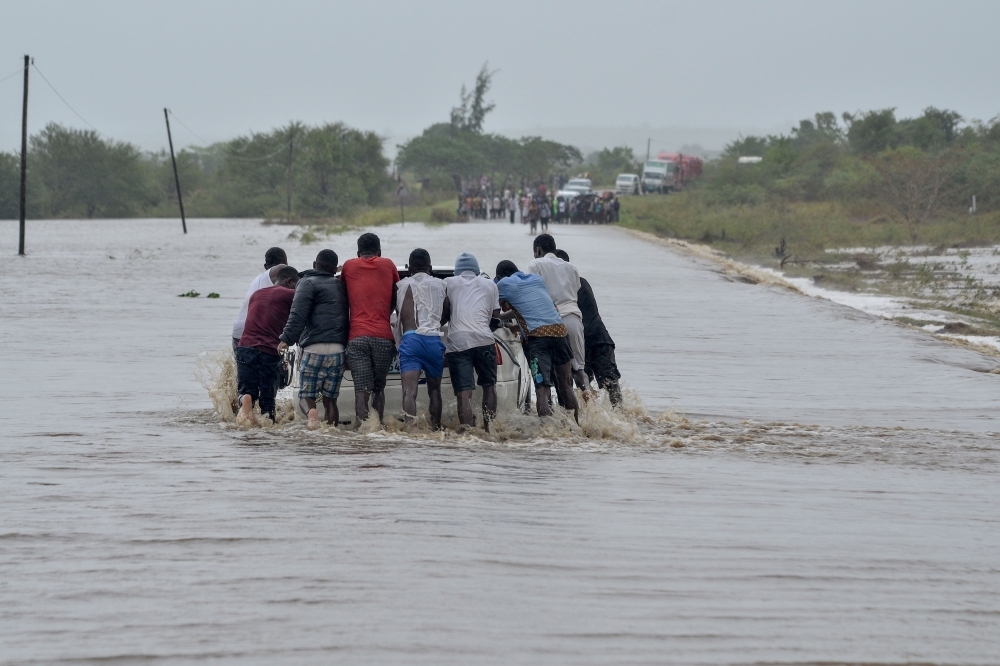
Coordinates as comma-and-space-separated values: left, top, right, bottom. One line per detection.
341, 233, 400, 425
278, 249, 350, 428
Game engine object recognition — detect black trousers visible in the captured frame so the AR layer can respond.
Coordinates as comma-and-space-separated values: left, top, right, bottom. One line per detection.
236, 347, 281, 420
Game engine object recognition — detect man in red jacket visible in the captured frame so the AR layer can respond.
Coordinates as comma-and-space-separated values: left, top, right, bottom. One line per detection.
237, 266, 299, 424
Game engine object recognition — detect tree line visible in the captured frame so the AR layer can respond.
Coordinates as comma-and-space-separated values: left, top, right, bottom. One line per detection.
704, 107, 1000, 238
0, 121, 391, 220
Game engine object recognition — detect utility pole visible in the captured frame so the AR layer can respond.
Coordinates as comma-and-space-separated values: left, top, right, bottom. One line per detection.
163, 109, 187, 234
18, 55, 29, 256
646, 138, 651, 162
396, 175, 408, 226
286, 129, 294, 215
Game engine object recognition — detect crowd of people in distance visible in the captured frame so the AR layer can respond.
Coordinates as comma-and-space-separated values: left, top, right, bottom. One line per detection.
458, 187, 620, 227
231, 233, 623, 431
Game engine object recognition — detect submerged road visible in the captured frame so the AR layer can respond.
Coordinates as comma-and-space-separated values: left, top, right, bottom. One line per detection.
1, 218, 998, 664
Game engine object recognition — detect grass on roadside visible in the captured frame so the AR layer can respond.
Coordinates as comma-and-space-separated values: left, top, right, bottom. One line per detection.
617, 192, 1000, 266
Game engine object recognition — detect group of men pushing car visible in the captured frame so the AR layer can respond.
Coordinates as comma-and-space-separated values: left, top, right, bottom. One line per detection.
232, 232, 623, 430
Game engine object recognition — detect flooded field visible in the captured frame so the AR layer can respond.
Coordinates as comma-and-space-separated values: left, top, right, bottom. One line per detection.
2, 218, 999, 664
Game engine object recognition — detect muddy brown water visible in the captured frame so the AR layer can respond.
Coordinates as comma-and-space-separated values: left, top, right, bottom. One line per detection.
2, 219, 998, 664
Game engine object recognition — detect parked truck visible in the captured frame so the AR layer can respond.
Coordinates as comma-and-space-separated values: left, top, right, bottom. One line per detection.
656, 152, 704, 190
640, 160, 675, 193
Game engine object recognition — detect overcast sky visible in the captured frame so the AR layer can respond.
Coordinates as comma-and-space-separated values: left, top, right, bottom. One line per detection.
1, 0, 998, 155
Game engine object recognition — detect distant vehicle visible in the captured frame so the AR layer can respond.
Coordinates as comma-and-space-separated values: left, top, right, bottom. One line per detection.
615, 174, 640, 195
656, 152, 704, 189
641, 160, 674, 194
737, 156, 763, 164
557, 177, 593, 199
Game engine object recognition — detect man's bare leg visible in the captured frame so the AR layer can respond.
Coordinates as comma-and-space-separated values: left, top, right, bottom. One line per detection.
372, 389, 386, 424
355, 390, 370, 424
300, 396, 320, 429
605, 380, 623, 408
572, 368, 593, 402
482, 384, 497, 431
456, 389, 474, 427
535, 386, 552, 417
401, 370, 420, 424
554, 362, 580, 423
322, 396, 339, 425
239, 394, 259, 425
427, 377, 443, 430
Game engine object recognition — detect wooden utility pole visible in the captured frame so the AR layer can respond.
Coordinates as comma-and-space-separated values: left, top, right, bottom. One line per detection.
163, 109, 187, 234
396, 178, 408, 226
18, 55, 29, 256
286, 129, 294, 215
646, 138, 651, 162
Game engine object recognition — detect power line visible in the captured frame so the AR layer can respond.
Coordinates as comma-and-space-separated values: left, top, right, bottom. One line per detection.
167, 109, 293, 162
31, 63, 102, 134
0, 67, 22, 84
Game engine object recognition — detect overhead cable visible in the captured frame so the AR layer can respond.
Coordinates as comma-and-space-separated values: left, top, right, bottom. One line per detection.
168, 109, 294, 162
31, 63, 102, 134
0, 67, 23, 84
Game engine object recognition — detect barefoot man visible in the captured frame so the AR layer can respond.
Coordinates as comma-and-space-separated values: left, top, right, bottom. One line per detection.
236, 266, 299, 424
495, 260, 580, 423
528, 234, 591, 401
395, 249, 448, 430
444, 253, 501, 431
341, 233, 399, 425
278, 249, 349, 428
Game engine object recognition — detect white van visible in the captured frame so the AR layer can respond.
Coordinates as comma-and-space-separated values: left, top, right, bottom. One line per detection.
615, 174, 639, 195
279, 267, 533, 424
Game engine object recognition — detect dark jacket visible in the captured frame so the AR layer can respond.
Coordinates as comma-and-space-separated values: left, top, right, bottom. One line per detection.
279, 269, 349, 348
577, 277, 615, 349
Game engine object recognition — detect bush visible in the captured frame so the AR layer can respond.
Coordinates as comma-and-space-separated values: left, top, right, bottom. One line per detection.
430, 206, 456, 223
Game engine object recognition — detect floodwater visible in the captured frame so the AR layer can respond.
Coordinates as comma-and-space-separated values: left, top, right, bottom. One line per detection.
2, 218, 999, 665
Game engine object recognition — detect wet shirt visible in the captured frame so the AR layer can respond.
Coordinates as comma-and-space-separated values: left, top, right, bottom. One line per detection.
232, 269, 274, 339
395, 272, 446, 337
578, 277, 615, 348
341, 256, 400, 342
497, 272, 564, 334
444, 272, 499, 353
239, 286, 296, 355
527, 253, 582, 318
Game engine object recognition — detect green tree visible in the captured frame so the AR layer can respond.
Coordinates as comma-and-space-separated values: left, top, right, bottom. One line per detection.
844, 108, 899, 154
869, 146, 964, 240
450, 63, 496, 135
31, 123, 154, 218
0, 152, 19, 219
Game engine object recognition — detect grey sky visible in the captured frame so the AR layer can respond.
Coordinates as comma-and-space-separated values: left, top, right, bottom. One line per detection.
2, 0, 998, 157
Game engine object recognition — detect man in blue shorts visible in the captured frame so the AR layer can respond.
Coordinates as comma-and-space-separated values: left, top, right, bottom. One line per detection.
395, 249, 448, 430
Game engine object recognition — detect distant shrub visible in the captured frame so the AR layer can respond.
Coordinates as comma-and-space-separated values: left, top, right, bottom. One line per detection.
430, 206, 456, 223
705, 184, 766, 207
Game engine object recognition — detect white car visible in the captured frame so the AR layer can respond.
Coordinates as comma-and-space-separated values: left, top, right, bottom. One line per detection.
279, 267, 532, 424
615, 174, 639, 195
556, 178, 593, 199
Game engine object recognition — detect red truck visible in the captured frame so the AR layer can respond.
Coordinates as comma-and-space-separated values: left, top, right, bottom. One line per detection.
656, 152, 703, 189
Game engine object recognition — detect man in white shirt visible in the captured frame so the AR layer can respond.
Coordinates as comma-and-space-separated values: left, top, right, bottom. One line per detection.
444, 253, 501, 430
527, 234, 591, 400
395, 249, 448, 430
232, 247, 287, 352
